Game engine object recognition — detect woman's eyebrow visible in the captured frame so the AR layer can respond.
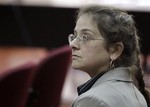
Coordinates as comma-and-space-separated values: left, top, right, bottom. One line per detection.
74, 29, 96, 35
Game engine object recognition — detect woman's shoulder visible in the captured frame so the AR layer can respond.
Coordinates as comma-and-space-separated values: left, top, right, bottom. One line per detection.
73, 83, 122, 106
73, 81, 147, 107
80, 81, 125, 102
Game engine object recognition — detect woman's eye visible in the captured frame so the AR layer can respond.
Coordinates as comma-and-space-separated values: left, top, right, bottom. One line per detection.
83, 34, 93, 40
82, 35, 88, 40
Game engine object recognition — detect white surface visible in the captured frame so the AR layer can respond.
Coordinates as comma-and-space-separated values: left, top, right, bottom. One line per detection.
1, 0, 150, 12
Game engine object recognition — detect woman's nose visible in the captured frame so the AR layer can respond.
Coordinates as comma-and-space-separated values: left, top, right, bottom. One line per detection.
69, 39, 80, 50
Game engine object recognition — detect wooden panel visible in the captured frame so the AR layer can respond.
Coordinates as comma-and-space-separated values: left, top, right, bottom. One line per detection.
0, 47, 47, 72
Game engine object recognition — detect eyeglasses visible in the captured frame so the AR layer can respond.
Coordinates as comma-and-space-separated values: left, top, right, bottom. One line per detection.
68, 34, 104, 44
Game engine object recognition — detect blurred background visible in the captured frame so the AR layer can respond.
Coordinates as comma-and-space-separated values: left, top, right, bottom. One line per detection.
0, 0, 150, 107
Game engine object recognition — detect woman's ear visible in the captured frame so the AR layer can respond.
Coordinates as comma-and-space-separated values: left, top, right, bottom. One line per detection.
109, 42, 124, 61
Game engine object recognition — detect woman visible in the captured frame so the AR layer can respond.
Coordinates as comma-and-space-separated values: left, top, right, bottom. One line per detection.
68, 4, 150, 107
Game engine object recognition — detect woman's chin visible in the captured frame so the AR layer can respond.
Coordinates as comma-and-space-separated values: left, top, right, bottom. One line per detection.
71, 64, 80, 69
71, 63, 82, 70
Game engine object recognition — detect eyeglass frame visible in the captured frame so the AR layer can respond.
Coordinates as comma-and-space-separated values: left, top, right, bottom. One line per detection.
68, 33, 105, 44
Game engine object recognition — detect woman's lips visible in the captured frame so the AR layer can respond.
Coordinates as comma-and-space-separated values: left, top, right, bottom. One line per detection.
72, 54, 81, 59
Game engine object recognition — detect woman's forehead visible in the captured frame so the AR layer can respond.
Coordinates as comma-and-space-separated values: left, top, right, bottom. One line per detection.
75, 14, 101, 37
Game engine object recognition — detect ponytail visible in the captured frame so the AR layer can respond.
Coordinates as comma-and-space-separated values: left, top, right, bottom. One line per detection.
135, 54, 150, 107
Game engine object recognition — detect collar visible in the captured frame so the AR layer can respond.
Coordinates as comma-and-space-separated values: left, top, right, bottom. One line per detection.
77, 70, 108, 96
92, 67, 133, 88
77, 67, 133, 96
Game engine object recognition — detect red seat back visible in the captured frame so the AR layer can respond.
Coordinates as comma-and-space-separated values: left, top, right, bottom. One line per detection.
27, 45, 71, 107
0, 62, 36, 107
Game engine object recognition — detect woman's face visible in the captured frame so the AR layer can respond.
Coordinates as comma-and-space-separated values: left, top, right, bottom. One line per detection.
69, 14, 110, 77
